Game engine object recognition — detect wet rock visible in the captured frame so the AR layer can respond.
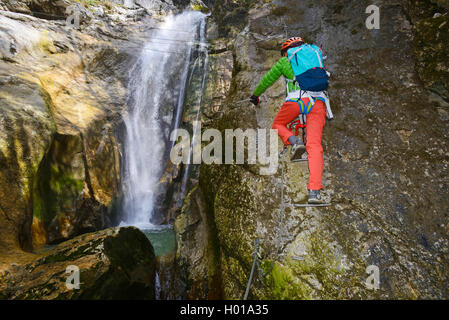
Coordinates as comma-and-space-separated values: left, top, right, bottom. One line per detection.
132, 0, 178, 16
0, 227, 156, 299
153, 161, 182, 224
202, 48, 233, 121
0, 73, 56, 254
0, 0, 194, 300
432, 0, 449, 10
174, 185, 222, 299
155, 252, 186, 299
0, 13, 41, 61
413, 13, 449, 106
0, 0, 32, 14
195, 0, 449, 299
191, 0, 209, 13
0, 0, 167, 257
46, 195, 109, 244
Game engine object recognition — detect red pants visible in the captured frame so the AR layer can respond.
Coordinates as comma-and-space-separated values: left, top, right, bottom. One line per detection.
272, 99, 326, 190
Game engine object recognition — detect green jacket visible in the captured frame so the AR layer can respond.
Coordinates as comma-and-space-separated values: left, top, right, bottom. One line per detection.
253, 57, 296, 97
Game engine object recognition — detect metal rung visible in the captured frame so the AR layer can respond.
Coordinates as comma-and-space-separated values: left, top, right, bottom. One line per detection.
291, 158, 308, 163
294, 203, 332, 207
291, 256, 305, 261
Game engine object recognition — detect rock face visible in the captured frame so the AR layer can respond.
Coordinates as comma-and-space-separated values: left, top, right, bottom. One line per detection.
174, 185, 222, 299
0, 0, 204, 301
0, 227, 156, 299
413, 13, 449, 106
1, 0, 448, 301
0, 0, 180, 258
185, 0, 449, 299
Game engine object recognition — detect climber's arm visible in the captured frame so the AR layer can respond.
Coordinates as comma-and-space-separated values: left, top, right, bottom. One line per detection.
252, 58, 285, 97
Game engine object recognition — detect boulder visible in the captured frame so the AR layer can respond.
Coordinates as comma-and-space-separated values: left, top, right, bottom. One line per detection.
0, 227, 156, 299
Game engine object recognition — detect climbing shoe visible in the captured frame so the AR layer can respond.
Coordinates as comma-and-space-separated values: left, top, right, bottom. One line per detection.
290, 142, 306, 160
308, 189, 324, 204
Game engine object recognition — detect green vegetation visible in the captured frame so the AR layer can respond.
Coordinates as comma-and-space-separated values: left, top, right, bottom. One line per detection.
263, 262, 314, 299
259, 234, 349, 299
414, 15, 449, 99
191, 2, 210, 14
74, 0, 115, 10
32, 134, 84, 227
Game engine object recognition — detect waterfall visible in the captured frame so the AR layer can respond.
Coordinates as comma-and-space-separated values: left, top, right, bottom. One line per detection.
120, 11, 207, 230
180, 20, 209, 196
155, 271, 161, 299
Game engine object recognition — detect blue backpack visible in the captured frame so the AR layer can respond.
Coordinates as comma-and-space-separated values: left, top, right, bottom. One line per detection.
287, 44, 329, 92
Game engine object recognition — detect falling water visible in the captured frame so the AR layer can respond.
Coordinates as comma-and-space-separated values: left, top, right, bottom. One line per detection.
121, 11, 207, 229
155, 271, 161, 299
180, 21, 209, 196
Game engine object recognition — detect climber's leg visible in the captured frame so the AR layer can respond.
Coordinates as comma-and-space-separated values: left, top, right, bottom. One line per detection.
305, 99, 326, 191
272, 101, 301, 145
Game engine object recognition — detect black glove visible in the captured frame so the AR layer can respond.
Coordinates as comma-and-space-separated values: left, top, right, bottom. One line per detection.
250, 95, 260, 106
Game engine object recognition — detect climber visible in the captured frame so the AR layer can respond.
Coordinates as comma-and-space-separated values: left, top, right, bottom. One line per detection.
250, 37, 329, 204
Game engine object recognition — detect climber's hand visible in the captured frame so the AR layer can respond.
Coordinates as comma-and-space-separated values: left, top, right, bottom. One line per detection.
250, 95, 260, 106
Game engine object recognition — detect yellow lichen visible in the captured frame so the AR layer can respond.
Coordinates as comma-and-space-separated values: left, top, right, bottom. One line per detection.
38, 31, 57, 54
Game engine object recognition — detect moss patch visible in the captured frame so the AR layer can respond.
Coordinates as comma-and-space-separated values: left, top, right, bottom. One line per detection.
263, 261, 314, 299
414, 15, 449, 100
32, 133, 84, 236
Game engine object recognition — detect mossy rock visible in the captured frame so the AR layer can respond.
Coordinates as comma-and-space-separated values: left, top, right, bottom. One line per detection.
191, 0, 210, 13
414, 15, 449, 102
0, 227, 156, 300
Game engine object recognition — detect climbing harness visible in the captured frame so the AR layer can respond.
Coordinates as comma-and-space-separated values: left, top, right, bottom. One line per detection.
284, 86, 333, 120
287, 113, 307, 144
300, 90, 333, 120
